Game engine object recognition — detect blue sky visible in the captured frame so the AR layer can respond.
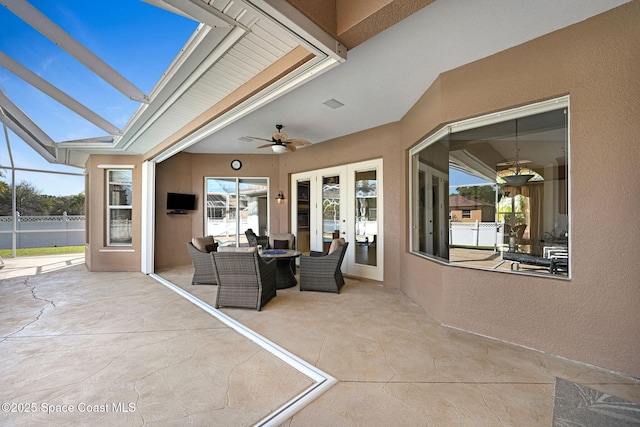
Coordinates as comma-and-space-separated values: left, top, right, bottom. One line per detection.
0, 2, 495, 198
449, 169, 494, 193
0, 1, 197, 196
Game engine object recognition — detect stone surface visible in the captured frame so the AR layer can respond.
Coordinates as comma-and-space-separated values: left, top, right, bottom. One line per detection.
1, 256, 639, 426
0, 258, 312, 426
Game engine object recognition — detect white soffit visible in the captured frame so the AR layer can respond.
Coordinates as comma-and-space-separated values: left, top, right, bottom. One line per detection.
122, 17, 300, 154
58, 0, 346, 161
135, 0, 346, 158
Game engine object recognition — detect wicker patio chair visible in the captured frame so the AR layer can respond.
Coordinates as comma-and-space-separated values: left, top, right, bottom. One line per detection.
300, 241, 349, 293
211, 248, 277, 311
269, 232, 296, 273
186, 237, 218, 285
245, 228, 269, 248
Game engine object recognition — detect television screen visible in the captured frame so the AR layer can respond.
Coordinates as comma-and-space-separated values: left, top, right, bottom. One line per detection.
167, 192, 196, 212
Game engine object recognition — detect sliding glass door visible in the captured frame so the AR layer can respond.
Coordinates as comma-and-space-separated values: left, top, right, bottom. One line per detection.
204, 177, 269, 247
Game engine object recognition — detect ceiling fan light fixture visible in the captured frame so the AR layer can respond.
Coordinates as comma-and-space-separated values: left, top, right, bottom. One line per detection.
271, 144, 287, 154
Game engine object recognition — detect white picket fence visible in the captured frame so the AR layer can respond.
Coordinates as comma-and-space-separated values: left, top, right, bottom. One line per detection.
450, 221, 504, 249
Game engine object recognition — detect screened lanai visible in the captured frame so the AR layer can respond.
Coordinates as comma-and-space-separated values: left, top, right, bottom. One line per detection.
0, 0, 196, 255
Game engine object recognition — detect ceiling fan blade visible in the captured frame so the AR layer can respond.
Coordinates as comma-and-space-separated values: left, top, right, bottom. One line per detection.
285, 143, 296, 152
287, 139, 312, 147
256, 143, 273, 149
246, 136, 273, 142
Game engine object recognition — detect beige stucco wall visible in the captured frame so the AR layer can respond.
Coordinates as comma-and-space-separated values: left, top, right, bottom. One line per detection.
398, 2, 640, 378
155, 152, 286, 269
85, 155, 143, 272
90, 2, 639, 378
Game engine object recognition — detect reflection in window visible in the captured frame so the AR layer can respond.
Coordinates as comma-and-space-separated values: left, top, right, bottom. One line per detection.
205, 178, 268, 247
322, 175, 340, 241
410, 98, 569, 277
355, 170, 377, 266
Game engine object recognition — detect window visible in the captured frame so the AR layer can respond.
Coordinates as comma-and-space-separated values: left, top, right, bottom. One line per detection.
107, 170, 132, 245
205, 177, 269, 247
410, 97, 569, 277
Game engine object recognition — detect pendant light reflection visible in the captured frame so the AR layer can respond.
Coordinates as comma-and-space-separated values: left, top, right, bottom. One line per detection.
498, 118, 536, 187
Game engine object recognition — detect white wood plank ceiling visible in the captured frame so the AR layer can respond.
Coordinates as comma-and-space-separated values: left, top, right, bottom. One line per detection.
123, 3, 302, 155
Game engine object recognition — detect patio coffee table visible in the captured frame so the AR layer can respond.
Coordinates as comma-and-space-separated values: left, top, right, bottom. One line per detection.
259, 249, 301, 289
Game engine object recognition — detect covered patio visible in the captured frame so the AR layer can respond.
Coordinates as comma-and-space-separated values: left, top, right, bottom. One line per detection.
1, 256, 638, 426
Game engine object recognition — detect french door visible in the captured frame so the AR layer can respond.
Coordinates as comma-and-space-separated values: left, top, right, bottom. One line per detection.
292, 159, 383, 281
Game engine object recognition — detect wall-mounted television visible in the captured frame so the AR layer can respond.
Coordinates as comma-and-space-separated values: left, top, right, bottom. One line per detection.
167, 192, 196, 214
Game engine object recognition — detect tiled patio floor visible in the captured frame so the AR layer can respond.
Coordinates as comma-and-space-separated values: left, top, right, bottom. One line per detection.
1, 255, 638, 426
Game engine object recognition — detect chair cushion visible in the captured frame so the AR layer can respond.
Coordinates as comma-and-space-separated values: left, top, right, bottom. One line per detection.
192, 236, 215, 252
206, 242, 218, 252
273, 239, 289, 249
328, 238, 346, 254
270, 233, 294, 249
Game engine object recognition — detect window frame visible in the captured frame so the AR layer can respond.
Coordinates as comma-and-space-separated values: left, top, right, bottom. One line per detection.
409, 96, 570, 278
203, 177, 270, 247
106, 168, 133, 246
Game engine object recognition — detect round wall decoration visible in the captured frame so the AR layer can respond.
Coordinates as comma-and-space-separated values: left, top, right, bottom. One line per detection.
231, 159, 242, 170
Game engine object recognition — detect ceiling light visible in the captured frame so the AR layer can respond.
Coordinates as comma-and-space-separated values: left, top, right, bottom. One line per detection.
501, 173, 535, 187
498, 119, 535, 187
323, 98, 344, 109
271, 144, 287, 154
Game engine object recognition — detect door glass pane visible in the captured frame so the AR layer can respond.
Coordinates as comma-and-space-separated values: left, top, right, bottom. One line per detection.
322, 175, 340, 253
296, 180, 310, 254
238, 178, 268, 245
205, 178, 268, 248
206, 178, 237, 247
355, 170, 377, 266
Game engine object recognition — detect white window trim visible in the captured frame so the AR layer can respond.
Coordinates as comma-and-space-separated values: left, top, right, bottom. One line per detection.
409, 96, 571, 279
106, 168, 133, 246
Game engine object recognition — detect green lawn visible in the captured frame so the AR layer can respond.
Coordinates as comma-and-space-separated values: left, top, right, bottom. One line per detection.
0, 246, 84, 258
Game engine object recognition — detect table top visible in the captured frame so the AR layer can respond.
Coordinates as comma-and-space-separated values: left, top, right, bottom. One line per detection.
259, 249, 301, 259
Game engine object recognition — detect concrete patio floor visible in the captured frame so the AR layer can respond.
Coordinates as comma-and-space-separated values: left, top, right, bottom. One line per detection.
1, 255, 638, 426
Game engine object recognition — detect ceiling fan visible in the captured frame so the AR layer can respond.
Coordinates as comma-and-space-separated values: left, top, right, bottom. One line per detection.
245, 124, 312, 153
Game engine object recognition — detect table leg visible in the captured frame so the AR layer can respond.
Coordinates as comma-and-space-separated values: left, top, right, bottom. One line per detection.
275, 258, 297, 289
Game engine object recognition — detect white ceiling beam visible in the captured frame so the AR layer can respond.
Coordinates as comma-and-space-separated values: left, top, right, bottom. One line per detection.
0, 0, 148, 103
0, 89, 55, 147
0, 52, 121, 135
141, 0, 196, 22
161, 0, 250, 30
0, 108, 57, 163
